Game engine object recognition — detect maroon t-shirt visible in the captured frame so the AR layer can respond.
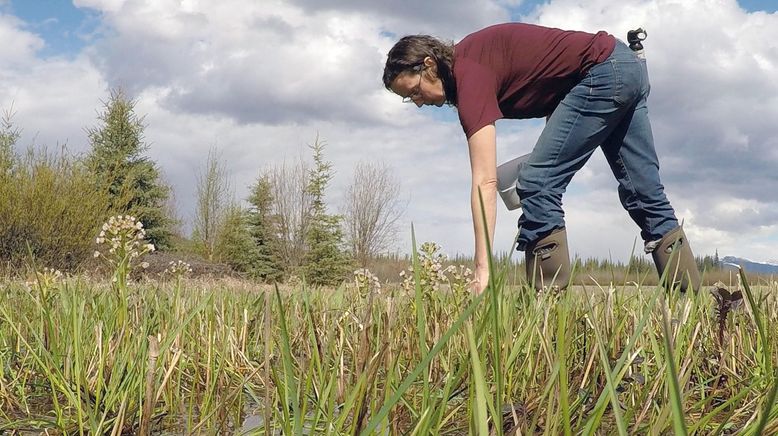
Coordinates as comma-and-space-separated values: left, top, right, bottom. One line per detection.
454, 23, 616, 138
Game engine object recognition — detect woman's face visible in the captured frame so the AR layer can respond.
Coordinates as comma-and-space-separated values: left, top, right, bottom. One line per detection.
390, 61, 446, 107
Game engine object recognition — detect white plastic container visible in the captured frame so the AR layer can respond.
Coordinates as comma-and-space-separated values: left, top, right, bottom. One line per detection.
496, 153, 531, 210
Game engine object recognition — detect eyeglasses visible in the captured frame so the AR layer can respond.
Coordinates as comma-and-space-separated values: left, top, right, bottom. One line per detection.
401, 65, 425, 104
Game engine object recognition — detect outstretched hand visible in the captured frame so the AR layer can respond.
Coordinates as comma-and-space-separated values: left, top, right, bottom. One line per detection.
472, 266, 489, 294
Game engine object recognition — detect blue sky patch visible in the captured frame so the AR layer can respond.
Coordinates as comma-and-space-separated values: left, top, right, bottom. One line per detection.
737, 0, 778, 12
5, 0, 101, 58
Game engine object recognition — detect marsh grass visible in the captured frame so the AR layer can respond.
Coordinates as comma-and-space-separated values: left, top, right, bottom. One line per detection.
1, 252, 777, 434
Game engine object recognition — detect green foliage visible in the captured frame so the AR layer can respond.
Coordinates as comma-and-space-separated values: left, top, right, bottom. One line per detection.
93, 215, 156, 326
302, 137, 353, 286
192, 148, 230, 260
246, 174, 284, 282
697, 251, 722, 272
2, 243, 778, 433
214, 204, 262, 275
86, 89, 172, 249
0, 148, 109, 270
303, 213, 353, 286
0, 107, 19, 173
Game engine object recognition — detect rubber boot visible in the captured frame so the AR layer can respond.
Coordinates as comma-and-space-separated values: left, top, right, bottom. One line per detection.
650, 226, 702, 292
525, 227, 571, 291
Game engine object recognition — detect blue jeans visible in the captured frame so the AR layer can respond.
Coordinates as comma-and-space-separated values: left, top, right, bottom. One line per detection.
516, 40, 678, 250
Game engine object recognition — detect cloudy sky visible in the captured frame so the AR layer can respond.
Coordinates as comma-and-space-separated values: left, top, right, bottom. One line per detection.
1, 0, 777, 264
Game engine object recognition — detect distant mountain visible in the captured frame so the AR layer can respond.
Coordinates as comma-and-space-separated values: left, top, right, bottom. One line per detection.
721, 256, 778, 275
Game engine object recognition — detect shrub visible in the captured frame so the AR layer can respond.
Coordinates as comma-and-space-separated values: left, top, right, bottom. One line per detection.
0, 148, 109, 271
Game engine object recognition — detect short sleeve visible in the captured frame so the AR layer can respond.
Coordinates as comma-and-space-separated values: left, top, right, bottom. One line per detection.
454, 58, 503, 139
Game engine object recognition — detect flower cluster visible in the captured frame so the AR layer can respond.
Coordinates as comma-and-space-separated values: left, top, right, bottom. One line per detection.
164, 260, 193, 278
34, 267, 64, 285
445, 264, 475, 299
93, 215, 155, 268
399, 242, 449, 296
398, 242, 478, 302
25, 267, 65, 301
353, 268, 381, 298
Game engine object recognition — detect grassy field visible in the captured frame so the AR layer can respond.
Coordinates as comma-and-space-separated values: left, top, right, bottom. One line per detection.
1, 245, 777, 435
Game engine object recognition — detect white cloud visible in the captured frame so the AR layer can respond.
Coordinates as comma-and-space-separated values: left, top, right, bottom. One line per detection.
0, 12, 45, 67
2, 0, 777, 264
0, 11, 105, 151
4, 58, 105, 149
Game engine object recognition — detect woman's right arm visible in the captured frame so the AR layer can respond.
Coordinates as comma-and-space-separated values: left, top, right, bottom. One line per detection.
467, 123, 498, 293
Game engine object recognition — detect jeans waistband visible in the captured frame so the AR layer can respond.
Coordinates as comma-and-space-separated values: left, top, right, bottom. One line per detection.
605, 39, 640, 62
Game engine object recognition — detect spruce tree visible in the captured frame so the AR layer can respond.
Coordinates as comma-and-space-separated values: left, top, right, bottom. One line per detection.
216, 204, 261, 274
0, 107, 20, 173
302, 137, 352, 286
247, 174, 284, 282
86, 89, 172, 249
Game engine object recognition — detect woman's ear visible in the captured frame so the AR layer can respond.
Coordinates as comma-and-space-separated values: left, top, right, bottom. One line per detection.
423, 56, 438, 76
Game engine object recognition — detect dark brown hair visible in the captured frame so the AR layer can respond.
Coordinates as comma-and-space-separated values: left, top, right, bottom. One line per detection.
382, 35, 457, 105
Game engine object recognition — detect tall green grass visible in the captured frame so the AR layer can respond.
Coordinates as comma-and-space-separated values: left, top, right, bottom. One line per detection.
1, 258, 777, 434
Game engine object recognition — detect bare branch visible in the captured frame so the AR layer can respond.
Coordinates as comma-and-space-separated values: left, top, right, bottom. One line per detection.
342, 161, 405, 266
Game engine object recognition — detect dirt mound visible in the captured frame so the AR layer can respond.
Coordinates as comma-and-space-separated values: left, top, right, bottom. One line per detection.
140, 251, 236, 279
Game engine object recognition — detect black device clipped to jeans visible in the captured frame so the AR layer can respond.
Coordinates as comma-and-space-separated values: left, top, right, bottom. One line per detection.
627, 28, 647, 52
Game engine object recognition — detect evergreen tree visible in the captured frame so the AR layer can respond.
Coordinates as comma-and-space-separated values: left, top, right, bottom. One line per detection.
302, 137, 352, 286
86, 89, 172, 249
697, 252, 723, 272
247, 173, 284, 282
0, 107, 20, 173
216, 204, 261, 274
